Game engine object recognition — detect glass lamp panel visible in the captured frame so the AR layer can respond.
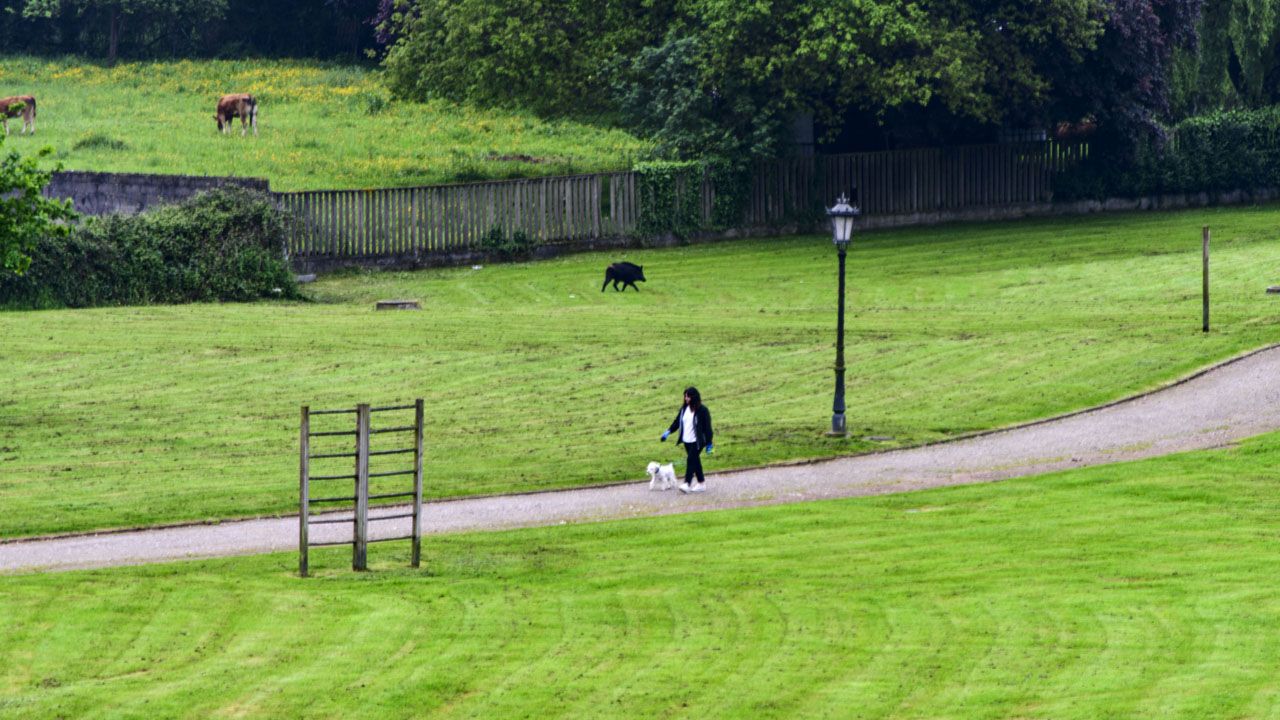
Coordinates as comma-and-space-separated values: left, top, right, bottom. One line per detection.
836, 215, 854, 243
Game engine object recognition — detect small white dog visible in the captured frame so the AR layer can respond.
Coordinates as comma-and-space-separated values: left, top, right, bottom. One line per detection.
646, 461, 678, 491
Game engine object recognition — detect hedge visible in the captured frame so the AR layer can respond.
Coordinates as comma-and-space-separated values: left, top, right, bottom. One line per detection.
1056, 107, 1280, 201
0, 187, 300, 309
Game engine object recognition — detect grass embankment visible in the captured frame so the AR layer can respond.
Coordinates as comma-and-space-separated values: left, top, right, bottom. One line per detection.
2, 206, 1280, 538
3, 433, 1280, 718
0, 56, 648, 190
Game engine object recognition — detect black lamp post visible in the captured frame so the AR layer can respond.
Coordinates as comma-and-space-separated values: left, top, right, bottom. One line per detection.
826, 193, 860, 437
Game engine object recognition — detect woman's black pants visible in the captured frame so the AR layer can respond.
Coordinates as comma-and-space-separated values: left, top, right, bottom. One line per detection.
683, 442, 704, 484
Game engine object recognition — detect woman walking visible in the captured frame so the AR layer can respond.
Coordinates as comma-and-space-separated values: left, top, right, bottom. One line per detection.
660, 386, 714, 493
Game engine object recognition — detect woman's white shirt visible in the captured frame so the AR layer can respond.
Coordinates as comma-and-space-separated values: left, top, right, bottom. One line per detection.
681, 406, 697, 443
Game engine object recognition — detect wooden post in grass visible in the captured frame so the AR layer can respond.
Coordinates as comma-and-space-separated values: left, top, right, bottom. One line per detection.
354, 403, 370, 571
412, 398, 424, 568
299, 405, 310, 578
1203, 226, 1210, 333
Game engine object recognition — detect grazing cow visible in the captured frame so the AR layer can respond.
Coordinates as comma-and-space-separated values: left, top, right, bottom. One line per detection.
0, 95, 36, 135
214, 93, 258, 136
602, 262, 646, 292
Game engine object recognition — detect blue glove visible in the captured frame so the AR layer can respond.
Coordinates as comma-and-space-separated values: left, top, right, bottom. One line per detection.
660, 430, 670, 442
705, 443, 714, 455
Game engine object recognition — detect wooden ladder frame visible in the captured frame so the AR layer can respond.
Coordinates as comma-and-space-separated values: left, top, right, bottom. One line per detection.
298, 400, 424, 576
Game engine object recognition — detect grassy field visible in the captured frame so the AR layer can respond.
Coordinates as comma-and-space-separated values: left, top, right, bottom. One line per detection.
2, 206, 1280, 538
3, 431, 1279, 718
0, 56, 648, 190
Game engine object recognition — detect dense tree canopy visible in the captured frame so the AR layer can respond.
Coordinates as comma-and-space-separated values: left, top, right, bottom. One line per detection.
1051, 0, 1203, 156
1171, 0, 1280, 117
1, 0, 379, 60
22, 0, 228, 65
380, 0, 667, 116
381, 0, 1200, 161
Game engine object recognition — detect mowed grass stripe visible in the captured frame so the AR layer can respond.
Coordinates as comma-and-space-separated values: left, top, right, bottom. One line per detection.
2, 205, 1280, 537
3, 434, 1280, 717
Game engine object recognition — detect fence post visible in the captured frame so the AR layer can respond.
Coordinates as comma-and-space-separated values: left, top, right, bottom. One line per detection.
1202, 226, 1210, 333
354, 403, 370, 571
299, 405, 310, 578
412, 398, 424, 568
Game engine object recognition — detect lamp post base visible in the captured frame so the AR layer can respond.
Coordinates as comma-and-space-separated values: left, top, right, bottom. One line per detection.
826, 413, 847, 437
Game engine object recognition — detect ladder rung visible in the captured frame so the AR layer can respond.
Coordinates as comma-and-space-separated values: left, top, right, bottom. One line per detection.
309, 539, 354, 547
311, 473, 356, 481
369, 469, 414, 478
309, 430, 356, 437
369, 512, 415, 522
310, 495, 356, 503
310, 451, 356, 459
369, 491, 415, 500
370, 426, 415, 434
308, 517, 354, 525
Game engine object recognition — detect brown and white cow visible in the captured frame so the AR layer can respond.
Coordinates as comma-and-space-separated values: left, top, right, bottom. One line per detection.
1, 95, 36, 135
214, 93, 257, 136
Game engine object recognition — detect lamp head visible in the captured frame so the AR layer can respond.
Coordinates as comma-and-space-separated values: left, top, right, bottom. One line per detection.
826, 193, 860, 249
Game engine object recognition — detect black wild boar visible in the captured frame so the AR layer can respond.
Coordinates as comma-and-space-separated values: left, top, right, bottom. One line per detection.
602, 262, 646, 292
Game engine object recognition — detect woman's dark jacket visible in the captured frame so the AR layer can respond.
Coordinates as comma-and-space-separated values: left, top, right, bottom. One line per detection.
668, 404, 713, 450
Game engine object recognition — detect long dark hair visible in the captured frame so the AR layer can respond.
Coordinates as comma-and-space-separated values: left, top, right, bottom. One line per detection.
684, 386, 701, 410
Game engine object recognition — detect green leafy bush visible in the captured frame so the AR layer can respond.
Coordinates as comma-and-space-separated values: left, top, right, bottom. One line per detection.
1056, 106, 1280, 200
360, 91, 390, 116
1, 136, 77, 275
381, 0, 630, 116
71, 132, 131, 152
635, 160, 702, 238
0, 187, 299, 308
479, 226, 536, 258
630, 159, 757, 237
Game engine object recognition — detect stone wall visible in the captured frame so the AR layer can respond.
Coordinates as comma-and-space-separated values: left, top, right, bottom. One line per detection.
44, 171, 270, 216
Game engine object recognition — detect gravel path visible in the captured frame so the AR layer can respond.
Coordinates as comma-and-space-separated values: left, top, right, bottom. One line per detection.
5, 345, 1280, 574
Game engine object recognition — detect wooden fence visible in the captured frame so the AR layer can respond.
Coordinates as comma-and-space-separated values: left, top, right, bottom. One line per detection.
277, 173, 639, 259
749, 142, 1088, 225
277, 142, 1086, 261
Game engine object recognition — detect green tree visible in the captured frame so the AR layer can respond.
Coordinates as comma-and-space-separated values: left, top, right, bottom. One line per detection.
936, 0, 1108, 127
1171, 0, 1280, 117
385, 0, 1109, 159
0, 136, 76, 276
611, 0, 1108, 159
1049, 0, 1203, 158
23, 0, 227, 65
381, 0, 668, 115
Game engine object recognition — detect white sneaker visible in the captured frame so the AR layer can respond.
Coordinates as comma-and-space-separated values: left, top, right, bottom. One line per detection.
678, 482, 691, 493
690, 482, 706, 493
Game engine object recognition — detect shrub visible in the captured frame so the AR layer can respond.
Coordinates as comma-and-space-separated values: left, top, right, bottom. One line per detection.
72, 133, 131, 152
1, 135, 76, 275
479, 226, 536, 258
360, 91, 390, 116
0, 187, 299, 308
635, 160, 702, 238
1056, 106, 1280, 200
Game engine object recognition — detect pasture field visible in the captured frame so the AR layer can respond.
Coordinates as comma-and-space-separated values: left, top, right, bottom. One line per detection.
0, 56, 648, 190
3, 432, 1280, 717
3, 206, 1280, 538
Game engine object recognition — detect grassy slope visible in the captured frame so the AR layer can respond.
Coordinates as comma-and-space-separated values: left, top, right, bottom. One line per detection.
2, 205, 1280, 538
3, 433, 1280, 718
0, 57, 648, 190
